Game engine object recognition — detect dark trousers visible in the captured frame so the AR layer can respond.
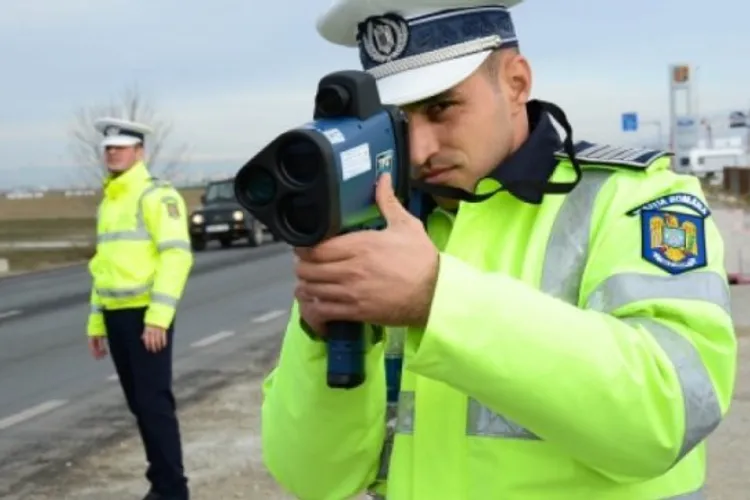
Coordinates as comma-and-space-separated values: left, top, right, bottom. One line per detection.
103, 307, 189, 499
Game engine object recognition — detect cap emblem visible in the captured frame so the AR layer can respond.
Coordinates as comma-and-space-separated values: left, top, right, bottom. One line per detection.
359, 13, 410, 64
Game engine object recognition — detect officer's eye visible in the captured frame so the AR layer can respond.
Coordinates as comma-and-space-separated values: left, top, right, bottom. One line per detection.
425, 101, 456, 120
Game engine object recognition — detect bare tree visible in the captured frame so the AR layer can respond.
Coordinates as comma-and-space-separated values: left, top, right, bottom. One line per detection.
68, 83, 189, 186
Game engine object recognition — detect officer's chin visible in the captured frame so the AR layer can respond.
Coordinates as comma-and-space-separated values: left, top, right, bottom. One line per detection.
106, 162, 128, 173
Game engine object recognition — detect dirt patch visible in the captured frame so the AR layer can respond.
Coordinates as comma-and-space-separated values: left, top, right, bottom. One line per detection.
23, 372, 293, 500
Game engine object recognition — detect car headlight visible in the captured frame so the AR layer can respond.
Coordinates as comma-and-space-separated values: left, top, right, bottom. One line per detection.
191, 213, 204, 224
232, 210, 244, 221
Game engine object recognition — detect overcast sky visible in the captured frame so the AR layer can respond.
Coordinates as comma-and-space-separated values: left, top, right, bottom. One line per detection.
1, 0, 747, 185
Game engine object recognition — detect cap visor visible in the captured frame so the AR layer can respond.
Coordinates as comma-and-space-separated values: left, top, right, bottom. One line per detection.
375, 51, 492, 106
101, 136, 141, 147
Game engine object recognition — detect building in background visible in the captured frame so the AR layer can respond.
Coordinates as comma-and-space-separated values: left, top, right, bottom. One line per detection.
667, 63, 749, 183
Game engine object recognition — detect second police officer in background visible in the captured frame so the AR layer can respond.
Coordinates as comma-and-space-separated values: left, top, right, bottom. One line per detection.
86, 117, 193, 500
261, 0, 738, 499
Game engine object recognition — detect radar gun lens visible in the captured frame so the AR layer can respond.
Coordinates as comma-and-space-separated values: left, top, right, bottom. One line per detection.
279, 194, 319, 237
278, 139, 321, 186
240, 167, 276, 206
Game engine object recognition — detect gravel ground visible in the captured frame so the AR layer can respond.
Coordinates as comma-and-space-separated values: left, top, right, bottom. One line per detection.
21, 364, 293, 500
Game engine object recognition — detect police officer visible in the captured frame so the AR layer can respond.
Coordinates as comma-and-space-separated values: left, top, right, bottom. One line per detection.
261, 1, 738, 499
87, 117, 193, 500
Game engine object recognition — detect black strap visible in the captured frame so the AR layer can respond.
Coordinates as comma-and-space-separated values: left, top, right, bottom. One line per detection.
410, 100, 582, 203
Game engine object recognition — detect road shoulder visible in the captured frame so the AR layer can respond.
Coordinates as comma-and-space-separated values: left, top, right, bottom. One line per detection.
23, 361, 291, 500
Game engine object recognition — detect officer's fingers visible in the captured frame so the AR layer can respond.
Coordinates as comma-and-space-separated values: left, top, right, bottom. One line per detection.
375, 173, 409, 225
301, 281, 357, 304
151, 332, 161, 351
295, 281, 313, 302
298, 300, 326, 337
154, 330, 164, 350
312, 299, 358, 323
302, 237, 360, 263
142, 331, 155, 352
295, 259, 350, 284
89, 338, 102, 357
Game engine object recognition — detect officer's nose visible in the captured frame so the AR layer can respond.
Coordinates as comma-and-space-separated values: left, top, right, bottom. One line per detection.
406, 112, 441, 169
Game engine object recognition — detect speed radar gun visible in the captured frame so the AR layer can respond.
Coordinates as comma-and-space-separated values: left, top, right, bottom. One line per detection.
233, 70, 419, 390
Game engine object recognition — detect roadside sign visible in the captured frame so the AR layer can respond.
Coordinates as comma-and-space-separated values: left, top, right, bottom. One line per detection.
621, 112, 638, 132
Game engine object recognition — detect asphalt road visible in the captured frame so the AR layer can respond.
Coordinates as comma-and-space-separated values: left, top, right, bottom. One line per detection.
0, 240, 296, 497
0, 239, 289, 316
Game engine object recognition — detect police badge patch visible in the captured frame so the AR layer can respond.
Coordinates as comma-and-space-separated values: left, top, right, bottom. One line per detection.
163, 197, 180, 219
633, 194, 709, 275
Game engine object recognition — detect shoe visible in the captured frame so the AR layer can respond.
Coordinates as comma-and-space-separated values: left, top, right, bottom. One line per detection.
142, 491, 187, 500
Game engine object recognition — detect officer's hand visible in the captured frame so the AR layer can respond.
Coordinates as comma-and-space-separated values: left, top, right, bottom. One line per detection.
88, 337, 108, 360
142, 324, 168, 353
294, 173, 439, 334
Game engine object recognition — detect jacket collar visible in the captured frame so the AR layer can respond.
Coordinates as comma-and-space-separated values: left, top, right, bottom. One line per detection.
103, 161, 150, 198
485, 100, 562, 204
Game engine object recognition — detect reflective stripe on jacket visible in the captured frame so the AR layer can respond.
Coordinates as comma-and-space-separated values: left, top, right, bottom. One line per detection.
260, 155, 736, 499
87, 161, 193, 335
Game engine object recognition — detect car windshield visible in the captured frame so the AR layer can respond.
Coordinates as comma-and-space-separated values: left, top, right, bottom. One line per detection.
204, 181, 235, 203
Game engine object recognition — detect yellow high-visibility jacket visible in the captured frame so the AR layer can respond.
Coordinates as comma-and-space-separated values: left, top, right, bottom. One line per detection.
260, 143, 737, 499
86, 161, 193, 336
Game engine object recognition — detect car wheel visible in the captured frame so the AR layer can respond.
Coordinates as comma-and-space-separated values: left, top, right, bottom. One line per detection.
249, 223, 264, 247
191, 238, 206, 251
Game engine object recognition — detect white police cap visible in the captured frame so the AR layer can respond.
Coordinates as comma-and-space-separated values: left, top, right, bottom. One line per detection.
316, 0, 523, 106
94, 117, 153, 148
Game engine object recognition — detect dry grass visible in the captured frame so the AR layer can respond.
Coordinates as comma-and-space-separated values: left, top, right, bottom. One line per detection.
0, 219, 97, 242
0, 188, 204, 221
2, 247, 95, 272
0, 188, 203, 272
0, 188, 204, 242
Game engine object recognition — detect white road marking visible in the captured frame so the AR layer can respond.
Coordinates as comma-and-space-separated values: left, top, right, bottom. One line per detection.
0, 399, 68, 431
191, 330, 235, 348
106, 374, 118, 381
0, 309, 21, 320
252, 309, 285, 323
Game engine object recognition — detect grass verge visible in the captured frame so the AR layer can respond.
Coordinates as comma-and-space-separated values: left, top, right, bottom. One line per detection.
0, 188, 204, 221
0, 218, 96, 242
1, 246, 94, 272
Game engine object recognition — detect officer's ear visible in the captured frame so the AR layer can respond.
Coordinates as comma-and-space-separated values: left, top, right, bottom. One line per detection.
499, 49, 532, 116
